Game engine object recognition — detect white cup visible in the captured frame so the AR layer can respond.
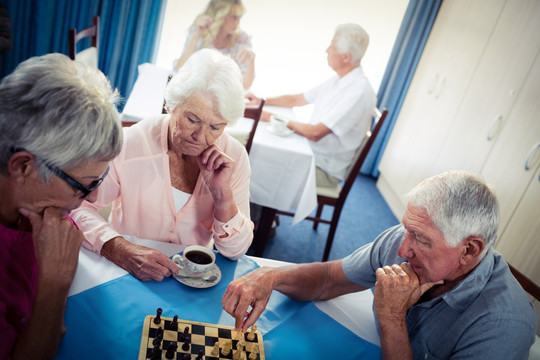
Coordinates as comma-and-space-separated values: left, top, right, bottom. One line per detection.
270, 115, 289, 133
172, 245, 216, 276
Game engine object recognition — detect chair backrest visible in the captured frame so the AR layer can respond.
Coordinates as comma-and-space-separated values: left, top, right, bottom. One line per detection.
69, 16, 100, 68
337, 108, 388, 202
242, 98, 265, 154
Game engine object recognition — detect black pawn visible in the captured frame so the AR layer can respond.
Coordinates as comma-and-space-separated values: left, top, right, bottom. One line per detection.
195, 349, 204, 359
154, 308, 163, 325
165, 342, 178, 360
182, 338, 190, 351
180, 326, 190, 342
169, 315, 178, 331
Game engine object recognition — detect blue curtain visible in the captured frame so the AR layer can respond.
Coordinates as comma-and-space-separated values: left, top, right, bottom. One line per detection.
361, 0, 442, 177
0, 0, 166, 111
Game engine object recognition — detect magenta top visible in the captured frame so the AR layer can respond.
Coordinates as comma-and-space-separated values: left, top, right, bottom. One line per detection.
0, 223, 37, 359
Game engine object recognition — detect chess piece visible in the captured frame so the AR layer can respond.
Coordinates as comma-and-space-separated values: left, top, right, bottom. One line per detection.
150, 345, 161, 360
212, 341, 220, 356
249, 344, 259, 360
247, 325, 257, 341
195, 349, 204, 360
180, 326, 190, 341
169, 315, 178, 331
165, 342, 178, 360
153, 308, 162, 325
221, 340, 232, 356
182, 338, 190, 351
152, 335, 162, 347
238, 336, 245, 348
233, 338, 245, 360
156, 327, 164, 339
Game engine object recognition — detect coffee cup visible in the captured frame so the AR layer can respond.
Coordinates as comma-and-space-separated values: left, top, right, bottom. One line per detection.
172, 245, 216, 276
270, 115, 289, 133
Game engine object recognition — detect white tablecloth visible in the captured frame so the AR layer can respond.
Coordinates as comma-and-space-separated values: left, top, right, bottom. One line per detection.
121, 63, 171, 123
69, 236, 380, 346
121, 63, 317, 224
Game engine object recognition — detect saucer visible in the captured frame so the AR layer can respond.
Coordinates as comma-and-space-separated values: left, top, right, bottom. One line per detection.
266, 125, 293, 137
173, 263, 222, 288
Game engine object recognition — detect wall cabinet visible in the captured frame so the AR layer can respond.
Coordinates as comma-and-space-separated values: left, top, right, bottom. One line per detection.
377, 0, 506, 215
377, 0, 540, 283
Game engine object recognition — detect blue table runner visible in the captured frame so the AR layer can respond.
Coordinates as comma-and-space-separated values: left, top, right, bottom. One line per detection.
55, 254, 381, 359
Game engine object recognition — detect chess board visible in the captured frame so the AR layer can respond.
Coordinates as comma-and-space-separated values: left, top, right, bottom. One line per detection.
138, 313, 265, 360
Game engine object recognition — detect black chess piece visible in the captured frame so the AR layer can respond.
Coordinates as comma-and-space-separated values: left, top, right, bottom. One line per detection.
165, 342, 178, 360
152, 334, 162, 347
150, 345, 161, 360
195, 349, 204, 360
182, 338, 190, 351
180, 325, 190, 342
154, 308, 162, 325
156, 326, 164, 339
169, 315, 178, 331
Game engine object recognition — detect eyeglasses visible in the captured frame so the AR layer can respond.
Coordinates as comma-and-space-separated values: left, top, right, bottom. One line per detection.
45, 163, 109, 199
12, 147, 109, 199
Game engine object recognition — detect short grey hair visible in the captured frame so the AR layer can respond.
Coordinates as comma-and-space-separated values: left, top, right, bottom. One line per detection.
334, 23, 370, 65
406, 170, 500, 259
165, 48, 245, 126
0, 53, 123, 182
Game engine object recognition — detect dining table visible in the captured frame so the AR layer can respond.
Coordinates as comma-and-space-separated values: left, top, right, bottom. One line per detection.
54, 236, 381, 359
121, 63, 318, 256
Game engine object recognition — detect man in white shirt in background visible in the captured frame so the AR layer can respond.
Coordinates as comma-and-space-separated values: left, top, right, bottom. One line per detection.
246, 23, 376, 188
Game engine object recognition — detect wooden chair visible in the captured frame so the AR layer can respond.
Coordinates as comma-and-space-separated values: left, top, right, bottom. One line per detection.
277, 108, 388, 261
242, 98, 265, 153
69, 16, 100, 69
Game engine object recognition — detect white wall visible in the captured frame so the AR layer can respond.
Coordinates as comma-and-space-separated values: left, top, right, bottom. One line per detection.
156, 0, 408, 97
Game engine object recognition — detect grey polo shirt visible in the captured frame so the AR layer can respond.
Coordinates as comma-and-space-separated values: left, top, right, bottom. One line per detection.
342, 224, 537, 359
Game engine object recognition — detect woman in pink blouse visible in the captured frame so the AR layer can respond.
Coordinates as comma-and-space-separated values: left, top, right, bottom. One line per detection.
71, 49, 254, 282
173, 0, 255, 89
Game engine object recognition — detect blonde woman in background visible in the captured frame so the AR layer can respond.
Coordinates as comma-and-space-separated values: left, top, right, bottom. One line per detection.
174, 0, 255, 89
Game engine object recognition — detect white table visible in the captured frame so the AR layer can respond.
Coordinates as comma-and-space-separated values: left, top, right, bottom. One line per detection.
121, 63, 317, 226
69, 236, 380, 348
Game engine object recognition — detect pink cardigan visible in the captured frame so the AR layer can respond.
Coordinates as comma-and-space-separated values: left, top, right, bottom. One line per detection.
71, 115, 253, 260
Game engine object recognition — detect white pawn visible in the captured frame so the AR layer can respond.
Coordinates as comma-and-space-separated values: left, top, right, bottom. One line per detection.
247, 325, 257, 341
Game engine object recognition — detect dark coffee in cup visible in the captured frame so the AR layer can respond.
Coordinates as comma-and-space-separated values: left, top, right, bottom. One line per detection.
185, 250, 213, 265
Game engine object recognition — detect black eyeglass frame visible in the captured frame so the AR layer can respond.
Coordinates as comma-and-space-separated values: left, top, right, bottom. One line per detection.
11, 147, 109, 198
45, 163, 109, 198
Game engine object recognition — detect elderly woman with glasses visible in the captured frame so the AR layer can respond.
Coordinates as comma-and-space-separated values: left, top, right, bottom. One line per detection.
0, 53, 123, 359
71, 49, 254, 282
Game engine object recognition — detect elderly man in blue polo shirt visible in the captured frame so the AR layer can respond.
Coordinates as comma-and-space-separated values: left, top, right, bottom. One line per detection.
222, 170, 537, 359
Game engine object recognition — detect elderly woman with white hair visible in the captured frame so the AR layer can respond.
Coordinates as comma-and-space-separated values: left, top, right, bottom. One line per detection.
71, 49, 254, 282
0, 54, 123, 359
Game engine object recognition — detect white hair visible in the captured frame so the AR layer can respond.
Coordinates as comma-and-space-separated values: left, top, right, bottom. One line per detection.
0, 53, 123, 181
334, 23, 370, 65
406, 170, 500, 259
165, 49, 245, 126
